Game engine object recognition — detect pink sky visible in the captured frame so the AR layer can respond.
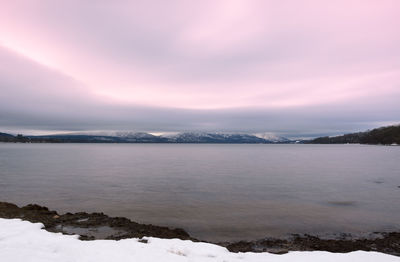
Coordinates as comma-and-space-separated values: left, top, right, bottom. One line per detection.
0, 0, 399, 136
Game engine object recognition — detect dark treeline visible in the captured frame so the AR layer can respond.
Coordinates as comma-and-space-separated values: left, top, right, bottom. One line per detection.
309, 125, 400, 145
0, 133, 60, 143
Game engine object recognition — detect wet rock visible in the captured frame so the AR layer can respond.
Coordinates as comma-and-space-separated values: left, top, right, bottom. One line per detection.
0, 201, 194, 241
22, 204, 50, 211
226, 241, 255, 253
138, 239, 148, 243
225, 233, 400, 256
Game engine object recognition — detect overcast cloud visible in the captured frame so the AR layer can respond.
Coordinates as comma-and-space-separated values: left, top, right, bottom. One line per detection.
0, 1, 399, 138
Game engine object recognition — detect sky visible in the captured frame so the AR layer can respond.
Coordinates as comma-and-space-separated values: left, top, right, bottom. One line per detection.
0, 0, 399, 138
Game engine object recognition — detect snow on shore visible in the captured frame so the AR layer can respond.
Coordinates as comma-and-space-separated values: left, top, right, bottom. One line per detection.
0, 218, 399, 262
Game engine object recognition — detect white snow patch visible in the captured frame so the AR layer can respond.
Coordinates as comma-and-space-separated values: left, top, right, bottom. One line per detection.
0, 218, 399, 262
253, 133, 289, 142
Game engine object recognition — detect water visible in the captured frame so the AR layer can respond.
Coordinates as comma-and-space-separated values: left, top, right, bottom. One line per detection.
1, 143, 399, 242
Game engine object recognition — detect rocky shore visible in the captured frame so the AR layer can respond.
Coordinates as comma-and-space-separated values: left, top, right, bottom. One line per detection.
1, 201, 399, 256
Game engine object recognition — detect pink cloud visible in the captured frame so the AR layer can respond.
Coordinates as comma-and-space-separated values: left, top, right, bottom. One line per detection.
0, 0, 399, 110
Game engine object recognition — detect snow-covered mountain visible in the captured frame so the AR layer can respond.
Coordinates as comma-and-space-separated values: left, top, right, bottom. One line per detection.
162, 132, 289, 143
112, 132, 168, 142
253, 132, 291, 143
115, 132, 157, 138
10, 131, 292, 143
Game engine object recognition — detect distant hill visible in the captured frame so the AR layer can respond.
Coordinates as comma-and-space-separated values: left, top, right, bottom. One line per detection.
0, 132, 14, 137
0, 133, 32, 143
309, 125, 400, 145
30, 133, 169, 143
3, 127, 399, 144
1, 132, 291, 144
253, 132, 291, 143
164, 132, 271, 143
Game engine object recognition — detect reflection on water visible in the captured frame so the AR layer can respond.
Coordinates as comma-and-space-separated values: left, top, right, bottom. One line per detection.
0, 143, 399, 241
326, 201, 357, 207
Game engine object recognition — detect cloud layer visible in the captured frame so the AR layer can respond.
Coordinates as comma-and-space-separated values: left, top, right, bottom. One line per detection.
0, 1, 399, 137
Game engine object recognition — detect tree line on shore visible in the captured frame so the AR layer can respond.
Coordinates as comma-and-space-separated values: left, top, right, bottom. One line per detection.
308, 125, 400, 145
0, 133, 59, 143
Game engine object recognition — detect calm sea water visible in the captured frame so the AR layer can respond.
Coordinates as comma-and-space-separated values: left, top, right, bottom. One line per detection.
0, 143, 399, 241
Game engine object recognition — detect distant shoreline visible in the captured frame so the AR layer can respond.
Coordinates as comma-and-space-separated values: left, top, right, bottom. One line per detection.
1, 141, 398, 146
1, 124, 399, 144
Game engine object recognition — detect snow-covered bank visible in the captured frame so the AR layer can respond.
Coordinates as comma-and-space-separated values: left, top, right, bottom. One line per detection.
0, 219, 399, 262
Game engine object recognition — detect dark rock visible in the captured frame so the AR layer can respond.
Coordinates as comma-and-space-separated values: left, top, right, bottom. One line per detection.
1, 201, 400, 257
0, 201, 194, 241
22, 204, 50, 211
138, 239, 148, 243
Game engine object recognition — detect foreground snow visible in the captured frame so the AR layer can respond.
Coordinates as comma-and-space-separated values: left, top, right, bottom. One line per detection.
0, 219, 399, 262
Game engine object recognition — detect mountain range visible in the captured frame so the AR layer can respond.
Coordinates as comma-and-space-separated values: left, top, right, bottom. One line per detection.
1, 125, 399, 144
0, 132, 290, 144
